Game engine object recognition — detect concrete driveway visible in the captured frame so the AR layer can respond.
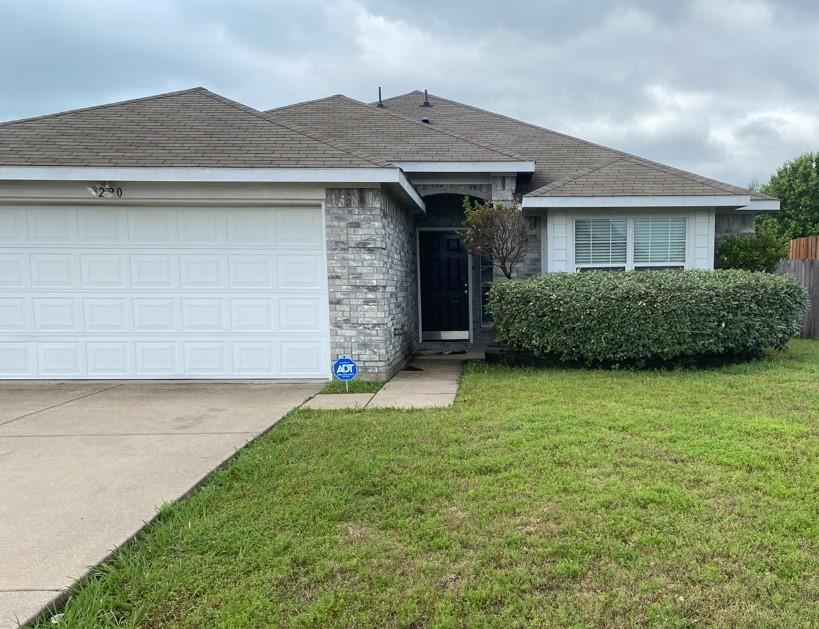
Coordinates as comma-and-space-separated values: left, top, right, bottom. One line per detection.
0, 380, 321, 628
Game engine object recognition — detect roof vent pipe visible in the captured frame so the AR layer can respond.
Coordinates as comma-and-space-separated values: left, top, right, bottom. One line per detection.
421, 89, 432, 107
377, 86, 384, 108
421, 117, 430, 124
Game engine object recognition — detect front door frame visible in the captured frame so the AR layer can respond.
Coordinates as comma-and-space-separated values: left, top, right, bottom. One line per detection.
416, 227, 473, 343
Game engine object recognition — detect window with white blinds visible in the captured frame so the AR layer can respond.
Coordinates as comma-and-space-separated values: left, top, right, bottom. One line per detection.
634, 218, 687, 265
574, 219, 627, 267
574, 216, 688, 271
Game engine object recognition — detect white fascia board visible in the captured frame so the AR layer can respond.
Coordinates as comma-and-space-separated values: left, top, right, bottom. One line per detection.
0, 165, 398, 183
393, 161, 536, 173
395, 170, 425, 210
522, 194, 750, 209
0, 165, 425, 210
736, 199, 780, 211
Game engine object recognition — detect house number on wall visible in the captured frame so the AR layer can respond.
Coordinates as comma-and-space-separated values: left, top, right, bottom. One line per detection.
88, 184, 123, 198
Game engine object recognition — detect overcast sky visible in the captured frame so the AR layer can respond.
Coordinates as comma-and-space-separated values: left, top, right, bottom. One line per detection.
2, 0, 817, 186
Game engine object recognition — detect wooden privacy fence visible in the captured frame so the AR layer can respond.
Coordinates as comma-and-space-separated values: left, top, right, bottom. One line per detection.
789, 235, 819, 260
779, 259, 819, 338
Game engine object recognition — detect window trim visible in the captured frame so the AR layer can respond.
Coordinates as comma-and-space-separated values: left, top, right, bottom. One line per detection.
479, 256, 494, 326
571, 214, 690, 272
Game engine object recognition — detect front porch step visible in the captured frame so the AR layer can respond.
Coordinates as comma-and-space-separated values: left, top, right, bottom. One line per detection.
415, 341, 487, 360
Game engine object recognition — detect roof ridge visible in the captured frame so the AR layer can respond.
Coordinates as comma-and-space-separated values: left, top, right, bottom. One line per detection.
0, 87, 209, 127
348, 95, 526, 161
383, 90, 754, 195
269, 93, 526, 162
265, 93, 348, 114
198, 90, 389, 168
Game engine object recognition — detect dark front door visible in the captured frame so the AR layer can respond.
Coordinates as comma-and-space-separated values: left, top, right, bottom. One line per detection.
419, 230, 469, 340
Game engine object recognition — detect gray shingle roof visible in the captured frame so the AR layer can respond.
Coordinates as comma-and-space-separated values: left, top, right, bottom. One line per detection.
0, 88, 386, 168
265, 94, 522, 164
529, 157, 745, 197
378, 90, 772, 200
0, 85, 776, 203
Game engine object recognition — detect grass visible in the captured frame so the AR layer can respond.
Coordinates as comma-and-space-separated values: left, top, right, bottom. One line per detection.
320, 379, 384, 394
43, 341, 818, 628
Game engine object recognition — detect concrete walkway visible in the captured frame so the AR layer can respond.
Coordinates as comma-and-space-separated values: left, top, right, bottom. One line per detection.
0, 381, 320, 629
303, 358, 465, 410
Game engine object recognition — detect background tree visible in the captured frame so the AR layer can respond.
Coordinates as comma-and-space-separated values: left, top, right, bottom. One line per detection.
757, 151, 819, 239
715, 225, 787, 273
461, 198, 529, 279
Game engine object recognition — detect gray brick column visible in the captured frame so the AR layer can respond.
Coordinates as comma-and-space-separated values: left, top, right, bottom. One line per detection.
325, 188, 417, 380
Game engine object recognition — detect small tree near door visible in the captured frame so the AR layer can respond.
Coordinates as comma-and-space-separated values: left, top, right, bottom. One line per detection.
461, 198, 529, 279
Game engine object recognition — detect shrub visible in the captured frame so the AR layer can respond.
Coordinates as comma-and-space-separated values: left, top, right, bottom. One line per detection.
489, 270, 808, 367
716, 229, 786, 273
461, 198, 529, 279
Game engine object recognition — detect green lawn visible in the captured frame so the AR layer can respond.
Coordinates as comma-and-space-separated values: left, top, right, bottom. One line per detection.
45, 341, 818, 628
320, 379, 384, 394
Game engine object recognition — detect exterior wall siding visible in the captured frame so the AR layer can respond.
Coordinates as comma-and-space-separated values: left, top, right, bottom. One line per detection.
324, 187, 417, 380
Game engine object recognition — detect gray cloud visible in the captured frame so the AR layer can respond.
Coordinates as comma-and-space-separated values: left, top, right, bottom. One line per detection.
1, 0, 818, 186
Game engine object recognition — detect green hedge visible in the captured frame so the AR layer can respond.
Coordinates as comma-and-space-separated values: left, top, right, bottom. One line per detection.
489, 270, 808, 366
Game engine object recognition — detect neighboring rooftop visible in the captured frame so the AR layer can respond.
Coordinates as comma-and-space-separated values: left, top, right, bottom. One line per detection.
0, 88, 386, 168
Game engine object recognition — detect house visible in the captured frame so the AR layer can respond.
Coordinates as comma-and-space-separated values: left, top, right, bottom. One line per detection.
0, 88, 778, 380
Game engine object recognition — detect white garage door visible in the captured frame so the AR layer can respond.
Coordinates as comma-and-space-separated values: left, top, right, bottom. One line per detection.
0, 206, 330, 379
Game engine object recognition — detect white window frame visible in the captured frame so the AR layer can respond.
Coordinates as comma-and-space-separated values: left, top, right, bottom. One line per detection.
571, 214, 690, 272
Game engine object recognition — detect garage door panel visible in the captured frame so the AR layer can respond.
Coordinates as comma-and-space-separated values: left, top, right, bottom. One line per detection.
0, 206, 329, 379
178, 210, 225, 244
128, 210, 176, 243
80, 254, 126, 288
280, 340, 325, 377
183, 342, 227, 375
37, 343, 83, 376
279, 298, 323, 331
133, 299, 178, 331
227, 211, 272, 244
0, 342, 33, 375
134, 342, 178, 375
277, 254, 322, 289
232, 342, 275, 376
78, 208, 126, 243
83, 299, 129, 331
275, 208, 323, 248
0, 209, 26, 243
34, 298, 78, 331
0, 254, 26, 286
182, 299, 225, 331
86, 342, 130, 376
30, 254, 76, 287
131, 254, 177, 288
228, 254, 273, 288
230, 299, 274, 331
27, 208, 76, 243
180, 254, 224, 288
0, 298, 27, 331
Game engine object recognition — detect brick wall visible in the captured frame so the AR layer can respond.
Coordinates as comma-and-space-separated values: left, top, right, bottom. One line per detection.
383, 192, 419, 375
324, 188, 417, 380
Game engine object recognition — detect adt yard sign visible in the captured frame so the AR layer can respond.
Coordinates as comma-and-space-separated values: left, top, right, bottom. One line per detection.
332, 356, 358, 382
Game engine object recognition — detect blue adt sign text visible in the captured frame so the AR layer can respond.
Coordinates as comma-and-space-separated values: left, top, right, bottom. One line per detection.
332, 356, 358, 381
